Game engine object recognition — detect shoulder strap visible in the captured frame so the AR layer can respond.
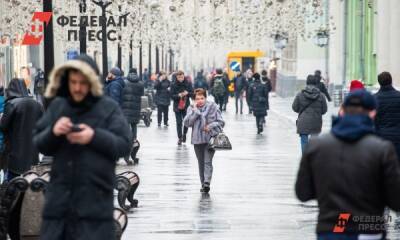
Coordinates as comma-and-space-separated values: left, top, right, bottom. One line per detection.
298, 98, 318, 116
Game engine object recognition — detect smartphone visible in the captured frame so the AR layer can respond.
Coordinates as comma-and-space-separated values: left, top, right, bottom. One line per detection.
71, 125, 83, 132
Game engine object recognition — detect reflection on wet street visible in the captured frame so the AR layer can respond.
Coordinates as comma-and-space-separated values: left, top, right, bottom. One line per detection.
117, 99, 400, 240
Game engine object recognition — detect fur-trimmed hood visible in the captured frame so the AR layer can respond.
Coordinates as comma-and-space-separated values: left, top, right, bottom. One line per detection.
45, 56, 103, 98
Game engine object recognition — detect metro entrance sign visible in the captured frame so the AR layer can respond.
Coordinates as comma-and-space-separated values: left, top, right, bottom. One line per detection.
230, 61, 241, 72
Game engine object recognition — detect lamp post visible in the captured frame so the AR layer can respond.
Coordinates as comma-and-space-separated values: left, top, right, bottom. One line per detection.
79, 0, 87, 54
314, 28, 330, 93
43, 0, 54, 89
156, 45, 160, 74
314, 30, 329, 48
273, 33, 288, 50
129, 38, 133, 70
92, 0, 112, 81
139, 41, 143, 80
148, 42, 152, 76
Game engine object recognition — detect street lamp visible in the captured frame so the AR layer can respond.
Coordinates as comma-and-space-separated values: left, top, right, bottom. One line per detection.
314, 29, 329, 47
43, 0, 54, 91
273, 33, 288, 50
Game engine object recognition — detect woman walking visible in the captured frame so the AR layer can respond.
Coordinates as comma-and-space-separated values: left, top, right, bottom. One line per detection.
184, 89, 224, 193
248, 73, 270, 134
154, 71, 171, 127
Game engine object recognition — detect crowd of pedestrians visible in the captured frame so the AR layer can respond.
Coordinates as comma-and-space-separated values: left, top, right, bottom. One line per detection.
0, 53, 400, 240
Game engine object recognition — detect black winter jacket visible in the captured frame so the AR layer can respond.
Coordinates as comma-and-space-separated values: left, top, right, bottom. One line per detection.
154, 79, 171, 106
248, 79, 270, 117
317, 81, 331, 102
33, 97, 131, 222
233, 75, 248, 93
121, 73, 144, 124
296, 116, 400, 234
0, 79, 43, 174
170, 79, 194, 112
375, 85, 400, 157
292, 85, 327, 134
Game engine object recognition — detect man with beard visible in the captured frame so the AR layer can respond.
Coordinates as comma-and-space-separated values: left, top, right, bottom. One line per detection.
33, 55, 131, 240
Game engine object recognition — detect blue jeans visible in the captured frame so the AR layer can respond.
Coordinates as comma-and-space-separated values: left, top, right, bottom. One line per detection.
300, 134, 309, 153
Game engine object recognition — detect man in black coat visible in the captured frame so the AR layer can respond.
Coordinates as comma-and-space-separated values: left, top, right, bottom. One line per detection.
315, 70, 332, 102
121, 68, 144, 164
170, 70, 193, 145
296, 90, 400, 239
0, 78, 43, 181
245, 70, 255, 114
233, 72, 248, 114
121, 68, 144, 140
375, 72, 400, 159
154, 71, 171, 127
248, 73, 270, 134
33, 55, 132, 240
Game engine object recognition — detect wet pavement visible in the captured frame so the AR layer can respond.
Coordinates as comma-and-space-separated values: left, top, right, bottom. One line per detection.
116, 96, 400, 240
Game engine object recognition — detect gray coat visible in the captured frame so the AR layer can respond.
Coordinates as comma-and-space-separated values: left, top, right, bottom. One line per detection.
292, 85, 327, 134
183, 101, 225, 144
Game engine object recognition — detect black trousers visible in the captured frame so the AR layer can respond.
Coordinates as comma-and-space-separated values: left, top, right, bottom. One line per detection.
175, 110, 188, 139
215, 95, 225, 111
256, 116, 265, 129
157, 105, 169, 125
131, 122, 137, 140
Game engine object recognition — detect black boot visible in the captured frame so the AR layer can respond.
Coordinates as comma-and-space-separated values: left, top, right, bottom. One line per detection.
203, 182, 210, 193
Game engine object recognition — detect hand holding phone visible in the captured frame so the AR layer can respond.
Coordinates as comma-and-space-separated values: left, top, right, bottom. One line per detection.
71, 124, 83, 132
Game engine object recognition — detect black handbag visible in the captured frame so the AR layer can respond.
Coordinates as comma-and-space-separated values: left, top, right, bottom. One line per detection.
209, 132, 232, 151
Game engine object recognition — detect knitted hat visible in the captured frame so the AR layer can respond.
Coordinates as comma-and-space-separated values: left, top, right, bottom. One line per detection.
349, 80, 365, 92
343, 89, 377, 111
110, 67, 122, 77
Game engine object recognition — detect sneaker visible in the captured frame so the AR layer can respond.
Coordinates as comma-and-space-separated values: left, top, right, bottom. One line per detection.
164, 123, 169, 127
178, 138, 183, 145
257, 128, 262, 135
182, 135, 187, 143
158, 123, 161, 127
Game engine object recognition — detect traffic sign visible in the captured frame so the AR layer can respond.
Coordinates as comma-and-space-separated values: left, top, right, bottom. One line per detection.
230, 61, 241, 72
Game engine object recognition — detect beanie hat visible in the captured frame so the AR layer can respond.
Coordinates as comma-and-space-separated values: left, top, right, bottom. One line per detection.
129, 68, 138, 74
343, 89, 377, 111
306, 75, 318, 85
110, 67, 122, 77
349, 80, 365, 92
